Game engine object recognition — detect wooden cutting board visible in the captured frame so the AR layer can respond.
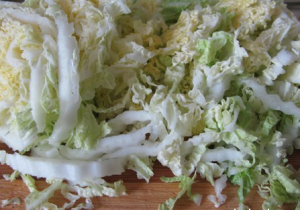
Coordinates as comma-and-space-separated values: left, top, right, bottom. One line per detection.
0, 142, 299, 210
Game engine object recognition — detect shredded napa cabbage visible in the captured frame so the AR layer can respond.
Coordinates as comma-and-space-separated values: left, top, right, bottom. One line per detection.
0, 0, 300, 209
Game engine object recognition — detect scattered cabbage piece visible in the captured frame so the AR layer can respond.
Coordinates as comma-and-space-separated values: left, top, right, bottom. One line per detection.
1, 197, 21, 208
158, 172, 201, 209
230, 168, 256, 204
207, 174, 227, 208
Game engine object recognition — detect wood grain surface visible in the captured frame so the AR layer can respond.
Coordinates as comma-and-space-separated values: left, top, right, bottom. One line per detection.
0, 142, 299, 210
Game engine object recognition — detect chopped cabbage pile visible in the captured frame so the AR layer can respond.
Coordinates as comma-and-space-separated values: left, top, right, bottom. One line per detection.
0, 0, 300, 209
